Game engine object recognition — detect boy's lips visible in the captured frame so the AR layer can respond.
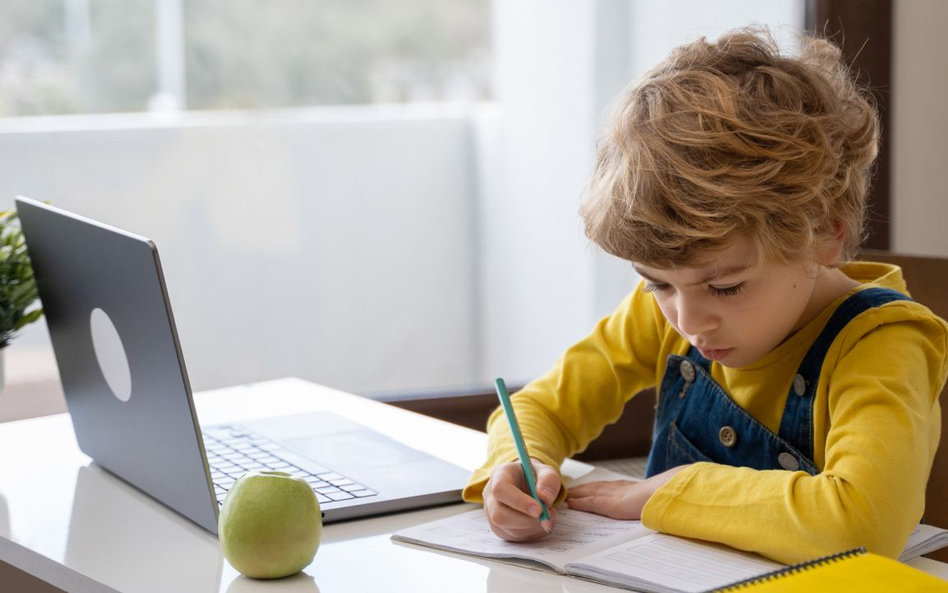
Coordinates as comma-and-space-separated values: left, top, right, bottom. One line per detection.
697, 347, 734, 361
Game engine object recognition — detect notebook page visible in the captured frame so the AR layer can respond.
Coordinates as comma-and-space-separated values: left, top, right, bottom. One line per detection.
899, 523, 948, 562
392, 508, 653, 573
568, 533, 782, 593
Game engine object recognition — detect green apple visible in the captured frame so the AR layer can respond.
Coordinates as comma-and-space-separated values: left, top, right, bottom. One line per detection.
218, 470, 322, 579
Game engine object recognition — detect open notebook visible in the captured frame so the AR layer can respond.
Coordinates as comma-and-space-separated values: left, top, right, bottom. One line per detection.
392, 470, 948, 593
392, 509, 948, 593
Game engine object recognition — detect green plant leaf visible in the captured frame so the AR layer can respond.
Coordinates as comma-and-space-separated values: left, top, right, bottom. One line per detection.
0, 210, 44, 342
14, 308, 44, 331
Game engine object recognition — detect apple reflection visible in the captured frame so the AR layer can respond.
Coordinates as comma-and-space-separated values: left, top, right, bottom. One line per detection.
226, 571, 320, 593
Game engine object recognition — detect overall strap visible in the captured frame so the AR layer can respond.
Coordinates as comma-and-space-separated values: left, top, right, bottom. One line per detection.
777, 287, 912, 458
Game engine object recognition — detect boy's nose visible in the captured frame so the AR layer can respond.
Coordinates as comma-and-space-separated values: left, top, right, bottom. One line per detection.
676, 301, 719, 337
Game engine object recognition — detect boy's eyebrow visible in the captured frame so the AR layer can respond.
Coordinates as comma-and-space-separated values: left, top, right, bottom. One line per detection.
633, 264, 752, 287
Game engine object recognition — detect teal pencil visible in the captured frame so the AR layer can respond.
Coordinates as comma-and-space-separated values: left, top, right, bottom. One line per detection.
494, 377, 552, 533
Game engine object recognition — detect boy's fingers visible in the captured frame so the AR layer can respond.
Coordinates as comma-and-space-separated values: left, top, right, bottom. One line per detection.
533, 461, 562, 504
485, 491, 560, 542
483, 462, 562, 542
484, 489, 549, 540
488, 463, 540, 514
569, 480, 632, 497
493, 478, 543, 517
565, 494, 599, 512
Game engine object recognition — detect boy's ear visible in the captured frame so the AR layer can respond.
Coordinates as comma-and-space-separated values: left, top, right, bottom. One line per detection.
816, 220, 847, 266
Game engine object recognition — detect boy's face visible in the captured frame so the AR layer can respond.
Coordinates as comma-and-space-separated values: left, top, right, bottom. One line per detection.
633, 237, 825, 369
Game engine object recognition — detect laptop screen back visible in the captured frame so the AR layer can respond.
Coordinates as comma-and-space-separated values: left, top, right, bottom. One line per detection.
16, 196, 220, 533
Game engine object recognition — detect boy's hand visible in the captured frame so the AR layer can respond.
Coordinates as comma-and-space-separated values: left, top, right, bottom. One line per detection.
483, 459, 561, 542
565, 466, 686, 520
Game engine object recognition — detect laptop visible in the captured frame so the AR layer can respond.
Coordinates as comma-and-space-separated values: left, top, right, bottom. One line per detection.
15, 195, 472, 535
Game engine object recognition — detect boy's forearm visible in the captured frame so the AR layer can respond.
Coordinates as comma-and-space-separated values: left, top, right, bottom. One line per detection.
642, 462, 925, 565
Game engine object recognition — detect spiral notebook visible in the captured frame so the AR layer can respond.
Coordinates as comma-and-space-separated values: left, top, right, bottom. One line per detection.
711, 547, 948, 592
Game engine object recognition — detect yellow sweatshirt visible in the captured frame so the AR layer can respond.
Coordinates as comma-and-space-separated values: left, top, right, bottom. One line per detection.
462, 262, 948, 564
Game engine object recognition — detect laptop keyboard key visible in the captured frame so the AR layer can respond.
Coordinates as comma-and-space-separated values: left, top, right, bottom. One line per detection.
325, 491, 355, 501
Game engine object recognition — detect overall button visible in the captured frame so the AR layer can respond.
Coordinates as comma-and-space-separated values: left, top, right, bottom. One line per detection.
778, 452, 800, 471
718, 426, 737, 448
793, 374, 807, 397
680, 360, 696, 382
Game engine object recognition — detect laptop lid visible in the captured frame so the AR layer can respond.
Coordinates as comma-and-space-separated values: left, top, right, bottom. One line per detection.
15, 196, 470, 534
16, 196, 220, 532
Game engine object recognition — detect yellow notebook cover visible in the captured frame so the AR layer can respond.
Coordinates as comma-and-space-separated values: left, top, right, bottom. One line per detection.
712, 548, 948, 592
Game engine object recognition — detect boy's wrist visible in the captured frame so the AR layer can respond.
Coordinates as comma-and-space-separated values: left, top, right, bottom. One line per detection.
640, 464, 694, 528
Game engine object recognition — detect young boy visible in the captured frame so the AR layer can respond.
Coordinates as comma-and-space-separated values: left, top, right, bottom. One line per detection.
462, 28, 948, 564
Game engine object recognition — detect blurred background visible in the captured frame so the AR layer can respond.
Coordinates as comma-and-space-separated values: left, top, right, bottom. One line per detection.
0, 0, 945, 419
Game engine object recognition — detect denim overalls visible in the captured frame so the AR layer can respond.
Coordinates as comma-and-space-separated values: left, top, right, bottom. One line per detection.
646, 287, 910, 478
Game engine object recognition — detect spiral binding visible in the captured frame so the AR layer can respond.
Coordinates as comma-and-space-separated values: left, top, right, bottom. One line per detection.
707, 547, 868, 592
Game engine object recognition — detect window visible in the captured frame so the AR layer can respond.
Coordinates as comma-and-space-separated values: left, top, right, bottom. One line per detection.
0, 0, 492, 117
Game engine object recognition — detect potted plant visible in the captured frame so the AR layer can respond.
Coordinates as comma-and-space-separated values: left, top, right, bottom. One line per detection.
0, 208, 43, 392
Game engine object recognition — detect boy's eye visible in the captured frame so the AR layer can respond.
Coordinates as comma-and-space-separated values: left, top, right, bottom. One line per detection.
709, 283, 745, 297
643, 281, 745, 297
643, 282, 671, 294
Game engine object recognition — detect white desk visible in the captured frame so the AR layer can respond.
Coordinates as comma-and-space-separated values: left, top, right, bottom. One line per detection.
1, 378, 946, 593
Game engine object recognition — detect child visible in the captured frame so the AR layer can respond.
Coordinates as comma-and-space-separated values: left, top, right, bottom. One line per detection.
462, 28, 948, 564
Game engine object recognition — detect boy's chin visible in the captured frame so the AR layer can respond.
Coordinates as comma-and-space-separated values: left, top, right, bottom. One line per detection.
710, 349, 762, 369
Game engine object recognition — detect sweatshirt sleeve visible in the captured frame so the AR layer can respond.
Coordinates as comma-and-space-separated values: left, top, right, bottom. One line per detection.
462, 284, 666, 503
641, 312, 948, 564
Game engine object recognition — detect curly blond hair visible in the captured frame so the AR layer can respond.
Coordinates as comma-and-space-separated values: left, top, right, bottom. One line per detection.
580, 28, 879, 268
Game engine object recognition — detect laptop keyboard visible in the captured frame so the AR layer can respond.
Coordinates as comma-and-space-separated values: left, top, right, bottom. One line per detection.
203, 425, 378, 507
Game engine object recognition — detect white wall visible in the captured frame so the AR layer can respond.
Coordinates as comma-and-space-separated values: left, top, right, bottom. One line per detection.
0, 106, 482, 395
892, 0, 948, 257
480, 2, 602, 386
627, 1, 804, 75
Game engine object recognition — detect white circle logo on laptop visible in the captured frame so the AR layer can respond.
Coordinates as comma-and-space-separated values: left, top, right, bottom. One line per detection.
90, 307, 133, 403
